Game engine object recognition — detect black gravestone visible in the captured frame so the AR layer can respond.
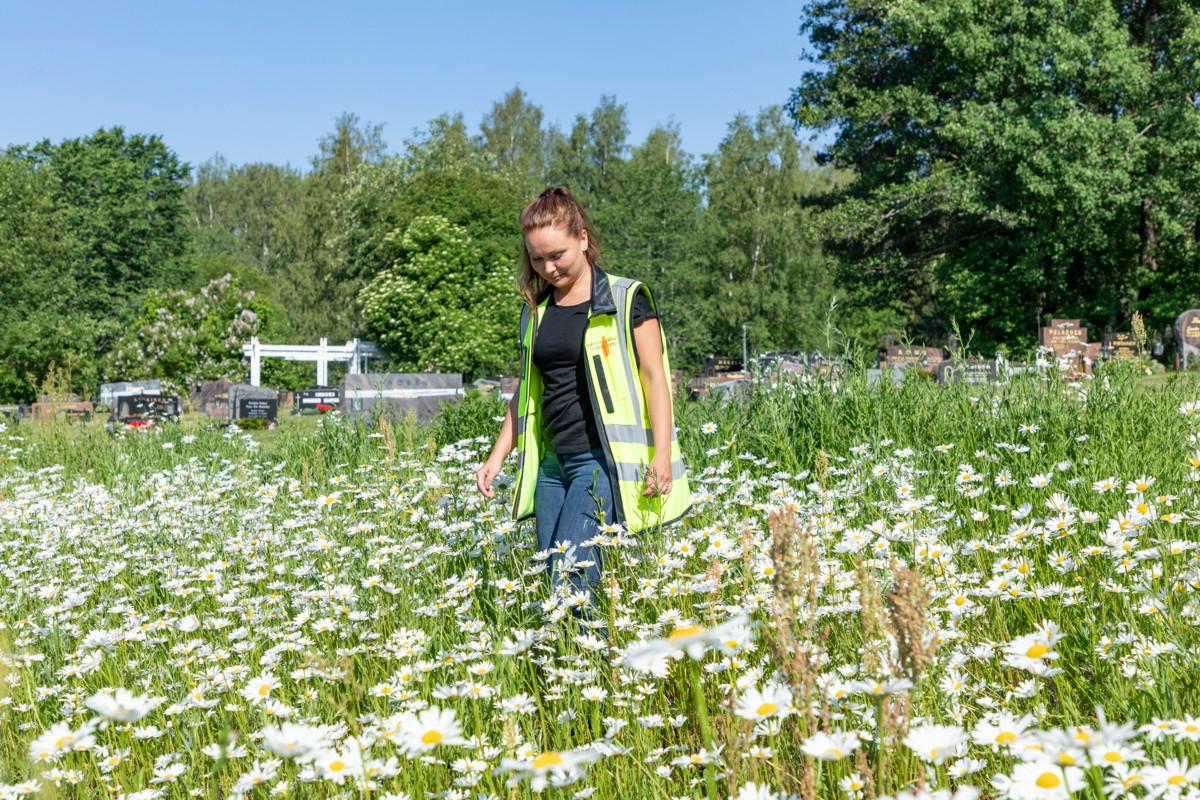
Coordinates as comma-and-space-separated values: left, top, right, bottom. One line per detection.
1102, 332, 1137, 359
236, 397, 278, 421
114, 394, 181, 424
294, 387, 342, 414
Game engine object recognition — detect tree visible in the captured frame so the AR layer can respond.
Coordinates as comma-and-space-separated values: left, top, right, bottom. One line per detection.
185, 156, 307, 274
9, 127, 191, 344
788, 0, 1200, 351
478, 86, 549, 189
691, 107, 840, 361
0, 155, 90, 400
358, 215, 516, 377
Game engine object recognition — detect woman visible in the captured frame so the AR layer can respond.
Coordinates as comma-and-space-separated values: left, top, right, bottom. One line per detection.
475, 186, 692, 600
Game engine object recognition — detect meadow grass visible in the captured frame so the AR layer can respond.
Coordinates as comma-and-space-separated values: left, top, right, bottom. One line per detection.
1, 361, 1198, 799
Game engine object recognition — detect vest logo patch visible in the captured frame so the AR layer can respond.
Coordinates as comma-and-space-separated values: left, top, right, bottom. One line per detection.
601, 334, 611, 360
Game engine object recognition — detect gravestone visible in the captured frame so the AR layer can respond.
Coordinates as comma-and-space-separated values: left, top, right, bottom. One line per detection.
807, 351, 845, 377
1176, 310, 1200, 369
704, 356, 743, 377
100, 380, 162, 407
343, 373, 464, 422
0, 405, 27, 421
880, 345, 945, 374
191, 380, 234, 419
229, 384, 280, 422
294, 386, 342, 414
113, 394, 181, 424
936, 359, 1000, 385
1102, 332, 1137, 360
1040, 318, 1095, 376
32, 401, 93, 422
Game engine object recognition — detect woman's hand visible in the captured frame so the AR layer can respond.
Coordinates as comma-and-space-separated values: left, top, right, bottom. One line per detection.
643, 454, 673, 497
476, 456, 504, 498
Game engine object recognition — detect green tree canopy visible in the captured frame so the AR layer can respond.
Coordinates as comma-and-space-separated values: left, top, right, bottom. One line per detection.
789, 0, 1200, 351
358, 215, 517, 378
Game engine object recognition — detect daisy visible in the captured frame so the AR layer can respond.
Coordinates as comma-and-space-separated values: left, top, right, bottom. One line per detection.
85, 688, 163, 722
800, 731, 860, 761
995, 759, 1085, 799
28, 720, 98, 763
1003, 622, 1063, 676
1142, 758, 1200, 797
314, 738, 365, 785
972, 712, 1035, 752
734, 684, 793, 722
904, 724, 967, 765
241, 673, 280, 704
261, 723, 326, 760
395, 706, 467, 755
495, 746, 602, 793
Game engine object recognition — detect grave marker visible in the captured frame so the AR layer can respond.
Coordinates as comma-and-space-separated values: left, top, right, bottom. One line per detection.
1039, 318, 1095, 376
881, 345, 945, 374
229, 384, 280, 422
1102, 332, 1138, 359
294, 387, 342, 414
191, 380, 234, 419
1176, 310, 1200, 369
236, 397, 278, 421
113, 394, 181, 425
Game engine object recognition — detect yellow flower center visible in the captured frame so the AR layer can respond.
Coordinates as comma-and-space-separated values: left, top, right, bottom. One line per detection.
55, 735, 74, 749
258, 684, 270, 697
1059, 753, 1077, 765
756, 703, 778, 717
1026, 642, 1050, 659
421, 730, 444, 745
826, 748, 844, 759
669, 625, 704, 641
1036, 772, 1062, 789
1168, 775, 1187, 786
328, 759, 345, 772
996, 731, 1017, 744
1186, 725, 1199, 733
533, 751, 564, 769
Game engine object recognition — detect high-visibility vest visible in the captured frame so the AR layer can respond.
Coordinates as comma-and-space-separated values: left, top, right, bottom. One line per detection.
510, 265, 693, 534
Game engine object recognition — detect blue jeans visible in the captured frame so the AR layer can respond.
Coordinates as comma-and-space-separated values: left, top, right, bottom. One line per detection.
535, 447, 616, 598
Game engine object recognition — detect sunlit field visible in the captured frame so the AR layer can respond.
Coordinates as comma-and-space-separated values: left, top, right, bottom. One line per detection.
3, 363, 1200, 799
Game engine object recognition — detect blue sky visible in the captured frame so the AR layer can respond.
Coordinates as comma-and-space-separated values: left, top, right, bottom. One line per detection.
0, 1, 831, 173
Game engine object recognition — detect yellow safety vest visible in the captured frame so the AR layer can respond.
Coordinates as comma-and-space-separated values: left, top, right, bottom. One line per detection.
510, 265, 692, 534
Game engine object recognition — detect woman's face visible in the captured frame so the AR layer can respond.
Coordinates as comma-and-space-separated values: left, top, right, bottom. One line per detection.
525, 223, 589, 290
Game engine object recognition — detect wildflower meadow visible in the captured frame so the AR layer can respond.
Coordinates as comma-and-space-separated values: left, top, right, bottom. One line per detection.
2, 362, 1200, 800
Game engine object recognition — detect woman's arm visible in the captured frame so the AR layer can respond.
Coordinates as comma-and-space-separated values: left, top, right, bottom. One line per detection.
477, 389, 521, 498
633, 317, 674, 497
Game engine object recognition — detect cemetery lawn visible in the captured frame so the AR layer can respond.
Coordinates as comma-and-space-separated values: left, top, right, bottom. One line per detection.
2, 361, 1200, 798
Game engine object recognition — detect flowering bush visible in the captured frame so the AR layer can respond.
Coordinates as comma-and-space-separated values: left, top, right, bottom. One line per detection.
104, 273, 272, 397
358, 215, 516, 379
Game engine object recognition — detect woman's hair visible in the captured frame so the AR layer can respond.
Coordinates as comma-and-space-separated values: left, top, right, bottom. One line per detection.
517, 185, 604, 307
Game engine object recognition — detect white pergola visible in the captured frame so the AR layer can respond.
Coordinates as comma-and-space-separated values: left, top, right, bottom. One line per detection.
241, 337, 382, 387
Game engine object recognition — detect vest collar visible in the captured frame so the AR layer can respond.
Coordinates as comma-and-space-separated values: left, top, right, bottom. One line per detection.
535, 262, 617, 316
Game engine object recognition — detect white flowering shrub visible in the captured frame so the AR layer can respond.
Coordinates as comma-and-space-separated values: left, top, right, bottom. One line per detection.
104, 273, 271, 397
358, 214, 516, 379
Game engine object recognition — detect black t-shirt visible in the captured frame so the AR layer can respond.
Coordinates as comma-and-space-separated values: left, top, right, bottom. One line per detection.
532, 289, 658, 455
